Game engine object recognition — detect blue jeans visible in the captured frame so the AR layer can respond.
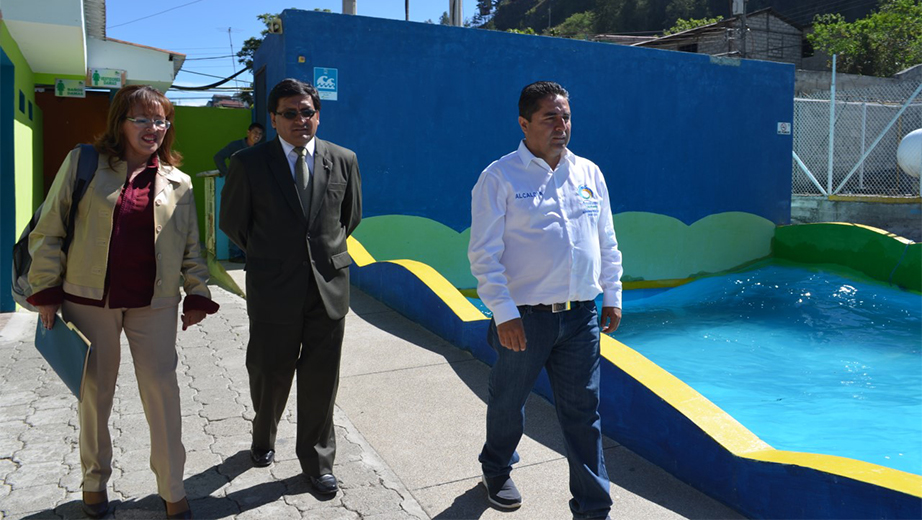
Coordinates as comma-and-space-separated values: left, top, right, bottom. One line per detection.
479, 301, 612, 519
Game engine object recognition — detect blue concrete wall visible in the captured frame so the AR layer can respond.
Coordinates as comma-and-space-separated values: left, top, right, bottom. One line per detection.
254, 10, 794, 232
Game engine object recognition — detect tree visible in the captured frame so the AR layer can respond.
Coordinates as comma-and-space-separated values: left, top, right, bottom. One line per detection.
664, 0, 713, 26
439, 11, 451, 25
808, 0, 922, 76
549, 11, 596, 39
235, 13, 278, 105
236, 13, 277, 70
664, 15, 723, 35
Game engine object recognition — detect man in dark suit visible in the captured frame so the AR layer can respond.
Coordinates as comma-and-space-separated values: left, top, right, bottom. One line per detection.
220, 78, 362, 495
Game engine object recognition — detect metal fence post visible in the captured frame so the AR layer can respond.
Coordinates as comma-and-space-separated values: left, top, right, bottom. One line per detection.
859, 100, 867, 189
826, 54, 836, 196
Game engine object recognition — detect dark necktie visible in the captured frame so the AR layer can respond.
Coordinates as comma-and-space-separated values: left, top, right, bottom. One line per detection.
294, 146, 312, 219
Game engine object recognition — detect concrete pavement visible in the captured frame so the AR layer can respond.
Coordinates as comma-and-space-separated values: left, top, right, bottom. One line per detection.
0, 265, 743, 519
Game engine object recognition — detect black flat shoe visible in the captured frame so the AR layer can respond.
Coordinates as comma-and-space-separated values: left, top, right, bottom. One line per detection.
82, 491, 109, 519
161, 497, 193, 519
250, 447, 275, 467
309, 473, 339, 495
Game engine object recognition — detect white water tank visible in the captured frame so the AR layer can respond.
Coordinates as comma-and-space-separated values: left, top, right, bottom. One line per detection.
897, 128, 922, 179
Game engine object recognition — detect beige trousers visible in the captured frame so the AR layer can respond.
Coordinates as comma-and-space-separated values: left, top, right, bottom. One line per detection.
62, 300, 186, 502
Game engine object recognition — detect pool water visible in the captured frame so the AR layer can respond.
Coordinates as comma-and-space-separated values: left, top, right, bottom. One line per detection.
614, 263, 922, 475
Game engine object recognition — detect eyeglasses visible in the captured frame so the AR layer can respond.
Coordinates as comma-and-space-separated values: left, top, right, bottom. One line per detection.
275, 108, 317, 120
126, 117, 172, 129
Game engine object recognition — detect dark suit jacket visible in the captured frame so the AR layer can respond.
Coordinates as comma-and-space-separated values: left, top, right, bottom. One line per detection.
220, 137, 362, 323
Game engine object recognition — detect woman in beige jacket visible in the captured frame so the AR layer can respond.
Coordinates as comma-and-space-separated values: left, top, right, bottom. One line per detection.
28, 85, 218, 519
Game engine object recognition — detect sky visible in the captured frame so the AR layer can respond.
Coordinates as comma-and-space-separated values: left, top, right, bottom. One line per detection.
106, 1, 480, 106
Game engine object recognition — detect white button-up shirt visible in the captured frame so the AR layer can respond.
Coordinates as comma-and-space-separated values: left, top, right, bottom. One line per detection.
279, 136, 316, 179
468, 141, 623, 325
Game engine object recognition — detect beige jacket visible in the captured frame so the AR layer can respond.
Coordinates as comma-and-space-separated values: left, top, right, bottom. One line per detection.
29, 147, 211, 309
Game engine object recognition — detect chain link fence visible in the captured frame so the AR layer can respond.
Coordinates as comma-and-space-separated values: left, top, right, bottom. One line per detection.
792, 79, 922, 198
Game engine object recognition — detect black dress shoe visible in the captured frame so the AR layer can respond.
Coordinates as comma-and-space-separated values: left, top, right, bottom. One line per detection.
250, 448, 275, 467
81, 491, 109, 519
309, 473, 339, 495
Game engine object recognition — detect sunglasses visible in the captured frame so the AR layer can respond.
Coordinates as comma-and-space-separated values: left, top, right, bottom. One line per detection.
275, 108, 317, 120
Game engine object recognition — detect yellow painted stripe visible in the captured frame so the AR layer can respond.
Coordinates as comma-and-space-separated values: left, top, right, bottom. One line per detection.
388, 259, 488, 322
601, 336, 772, 455
602, 334, 922, 497
747, 449, 922, 497
786, 222, 916, 244
828, 195, 922, 205
347, 235, 377, 266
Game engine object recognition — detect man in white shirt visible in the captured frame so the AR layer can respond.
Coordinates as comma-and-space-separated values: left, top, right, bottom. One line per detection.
468, 81, 623, 519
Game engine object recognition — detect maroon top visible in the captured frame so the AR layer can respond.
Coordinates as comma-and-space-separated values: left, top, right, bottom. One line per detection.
28, 154, 218, 314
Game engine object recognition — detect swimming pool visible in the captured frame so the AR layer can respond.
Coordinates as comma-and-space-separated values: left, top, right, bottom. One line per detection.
614, 262, 922, 475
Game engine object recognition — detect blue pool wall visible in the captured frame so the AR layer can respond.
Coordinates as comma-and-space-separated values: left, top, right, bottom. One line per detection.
349, 241, 922, 519
253, 9, 794, 233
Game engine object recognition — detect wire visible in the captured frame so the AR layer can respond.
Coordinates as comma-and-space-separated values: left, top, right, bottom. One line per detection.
171, 66, 251, 90
109, 0, 208, 29
184, 54, 237, 61
179, 70, 241, 80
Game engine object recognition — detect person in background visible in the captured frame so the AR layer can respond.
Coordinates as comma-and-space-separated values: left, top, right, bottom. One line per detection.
28, 84, 219, 520
214, 122, 264, 177
214, 122, 264, 263
467, 81, 623, 519
220, 78, 362, 496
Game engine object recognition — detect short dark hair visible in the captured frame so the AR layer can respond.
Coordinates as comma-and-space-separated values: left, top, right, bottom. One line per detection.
518, 81, 569, 121
248, 122, 265, 131
267, 78, 322, 113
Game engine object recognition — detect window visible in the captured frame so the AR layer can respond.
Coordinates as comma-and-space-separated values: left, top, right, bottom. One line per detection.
802, 38, 814, 58
768, 36, 783, 58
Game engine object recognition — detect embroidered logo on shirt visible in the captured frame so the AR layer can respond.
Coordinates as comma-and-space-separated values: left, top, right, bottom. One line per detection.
515, 190, 543, 200
578, 185, 600, 216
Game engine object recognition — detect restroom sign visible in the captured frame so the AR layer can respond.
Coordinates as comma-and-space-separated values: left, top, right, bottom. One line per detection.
777, 122, 792, 135
88, 68, 125, 89
314, 67, 338, 101
55, 79, 85, 98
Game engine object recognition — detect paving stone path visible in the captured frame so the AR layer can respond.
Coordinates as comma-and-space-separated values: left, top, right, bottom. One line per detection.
0, 286, 425, 520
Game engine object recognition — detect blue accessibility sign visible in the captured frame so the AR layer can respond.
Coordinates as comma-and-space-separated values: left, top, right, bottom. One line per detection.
314, 67, 338, 101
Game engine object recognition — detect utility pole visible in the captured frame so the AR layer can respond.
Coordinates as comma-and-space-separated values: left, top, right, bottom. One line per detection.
343, 0, 356, 15
406, 0, 410, 21
731, 0, 747, 58
450, 0, 463, 26
740, 5, 747, 59
226, 27, 239, 92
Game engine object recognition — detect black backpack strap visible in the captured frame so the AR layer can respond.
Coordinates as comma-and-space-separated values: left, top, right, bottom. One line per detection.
62, 144, 99, 253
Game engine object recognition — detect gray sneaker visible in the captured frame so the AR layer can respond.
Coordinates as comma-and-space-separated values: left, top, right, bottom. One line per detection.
482, 473, 522, 509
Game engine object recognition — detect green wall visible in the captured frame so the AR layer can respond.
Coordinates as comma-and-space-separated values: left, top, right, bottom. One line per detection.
352, 211, 777, 289
1, 21, 43, 229
173, 106, 252, 240
774, 223, 921, 292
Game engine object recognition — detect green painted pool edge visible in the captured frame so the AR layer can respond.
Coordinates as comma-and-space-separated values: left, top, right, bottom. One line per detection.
773, 223, 921, 293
